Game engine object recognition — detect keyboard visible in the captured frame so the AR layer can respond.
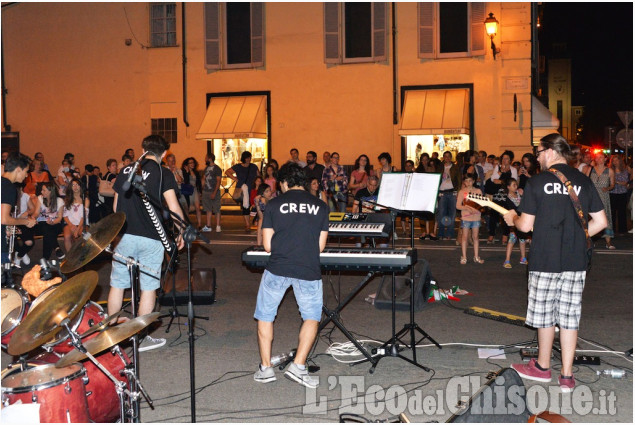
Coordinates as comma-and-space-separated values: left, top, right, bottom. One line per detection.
242, 246, 416, 272
328, 212, 392, 238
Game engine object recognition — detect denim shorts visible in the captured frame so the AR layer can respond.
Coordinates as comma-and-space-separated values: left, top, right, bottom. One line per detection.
254, 270, 323, 322
110, 234, 164, 291
461, 220, 481, 229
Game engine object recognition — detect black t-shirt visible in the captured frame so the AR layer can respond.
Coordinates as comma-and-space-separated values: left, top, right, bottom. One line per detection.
114, 159, 179, 241
231, 163, 259, 192
1, 177, 17, 254
304, 163, 326, 182
518, 163, 604, 272
354, 187, 379, 213
262, 189, 329, 280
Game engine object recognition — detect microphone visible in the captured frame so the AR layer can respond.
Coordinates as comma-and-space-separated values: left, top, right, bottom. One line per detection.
122, 152, 149, 191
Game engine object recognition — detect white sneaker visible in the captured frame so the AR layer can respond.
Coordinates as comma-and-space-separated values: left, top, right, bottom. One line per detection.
22, 253, 30, 266
138, 335, 166, 352
201, 226, 212, 232
12, 256, 22, 268
216, 226, 221, 233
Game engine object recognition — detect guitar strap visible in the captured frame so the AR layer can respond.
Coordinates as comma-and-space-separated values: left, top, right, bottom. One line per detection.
548, 167, 593, 269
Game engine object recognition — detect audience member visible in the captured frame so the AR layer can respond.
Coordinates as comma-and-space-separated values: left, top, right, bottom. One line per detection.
63, 178, 89, 252
456, 173, 483, 264
226, 151, 261, 231
609, 155, 632, 235
585, 152, 615, 249
376, 152, 395, 184
321, 152, 348, 213
201, 153, 223, 233
181, 157, 203, 228
304, 151, 325, 182
437, 151, 460, 240
349, 154, 371, 196
501, 178, 528, 268
24, 158, 51, 196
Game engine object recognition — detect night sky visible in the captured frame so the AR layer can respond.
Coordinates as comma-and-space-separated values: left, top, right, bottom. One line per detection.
540, 3, 633, 144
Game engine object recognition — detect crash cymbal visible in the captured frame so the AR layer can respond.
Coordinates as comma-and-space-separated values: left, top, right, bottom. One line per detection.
56, 312, 160, 367
60, 212, 126, 273
79, 310, 125, 338
7, 271, 99, 356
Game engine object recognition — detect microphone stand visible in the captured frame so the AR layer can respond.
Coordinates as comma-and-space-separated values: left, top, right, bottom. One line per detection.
130, 174, 209, 423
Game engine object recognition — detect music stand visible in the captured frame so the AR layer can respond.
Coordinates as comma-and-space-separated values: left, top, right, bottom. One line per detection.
353, 173, 442, 371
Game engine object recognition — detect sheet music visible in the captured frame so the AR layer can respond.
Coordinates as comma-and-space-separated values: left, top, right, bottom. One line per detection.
378, 173, 441, 212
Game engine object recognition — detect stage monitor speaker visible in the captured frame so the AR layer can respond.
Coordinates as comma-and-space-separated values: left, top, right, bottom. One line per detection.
374, 259, 431, 311
159, 267, 216, 306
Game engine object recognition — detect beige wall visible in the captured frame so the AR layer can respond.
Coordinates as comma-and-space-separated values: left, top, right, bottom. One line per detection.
2, 2, 533, 170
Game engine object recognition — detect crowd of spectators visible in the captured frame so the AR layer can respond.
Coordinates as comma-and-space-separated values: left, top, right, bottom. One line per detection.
2, 144, 632, 268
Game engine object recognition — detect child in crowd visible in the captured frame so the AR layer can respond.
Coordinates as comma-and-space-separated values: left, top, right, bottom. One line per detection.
63, 178, 89, 252
456, 173, 484, 264
250, 176, 263, 226
254, 183, 272, 246
501, 178, 528, 268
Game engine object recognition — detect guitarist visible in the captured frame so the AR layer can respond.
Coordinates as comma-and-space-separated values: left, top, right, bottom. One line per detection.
503, 133, 607, 393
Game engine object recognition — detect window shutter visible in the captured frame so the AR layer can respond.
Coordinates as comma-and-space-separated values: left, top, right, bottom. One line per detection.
470, 3, 485, 55
204, 3, 220, 69
324, 2, 340, 64
251, 2, 264, 67
372, 2, 387, 61
417, 2, 434, 58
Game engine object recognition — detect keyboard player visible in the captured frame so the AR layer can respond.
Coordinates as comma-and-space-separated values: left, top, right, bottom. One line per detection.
253, 163, 329, 389
352, 175, 389, 247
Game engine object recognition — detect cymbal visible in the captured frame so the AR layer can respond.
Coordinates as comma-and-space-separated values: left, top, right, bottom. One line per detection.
60, 212, 126, 273
7, 271, 99, 355
79, 310, 125, 338
56, 312, 160, 367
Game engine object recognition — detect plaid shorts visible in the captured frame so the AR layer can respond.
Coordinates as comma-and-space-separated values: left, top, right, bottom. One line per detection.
525, 271, 586, 330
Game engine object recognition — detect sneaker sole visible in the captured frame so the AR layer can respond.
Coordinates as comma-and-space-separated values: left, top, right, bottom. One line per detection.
138, 341, 166, 352
254, 376, 276, 383
284, 370, 318, 389
559, 385, 574, 393
512, 365, 551, 383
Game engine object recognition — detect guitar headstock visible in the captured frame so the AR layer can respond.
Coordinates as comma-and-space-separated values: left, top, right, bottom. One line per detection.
465, 192, 491, 207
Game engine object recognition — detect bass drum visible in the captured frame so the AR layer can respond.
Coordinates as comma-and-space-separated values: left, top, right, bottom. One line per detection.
1, 362, 90, 423
37, 348, 131, 423
1, 287, 30, 350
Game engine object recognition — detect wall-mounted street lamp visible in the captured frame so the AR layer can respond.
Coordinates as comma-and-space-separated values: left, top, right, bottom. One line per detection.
484, 12, 500, 59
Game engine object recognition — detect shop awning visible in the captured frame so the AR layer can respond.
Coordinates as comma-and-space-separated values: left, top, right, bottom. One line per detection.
195, 95, 267, 140
532, 96, 560, 142
398, 89, 470, 136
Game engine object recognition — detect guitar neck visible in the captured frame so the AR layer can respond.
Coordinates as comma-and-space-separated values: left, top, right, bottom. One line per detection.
466, 193, 510, 216
486, 202, 510, 216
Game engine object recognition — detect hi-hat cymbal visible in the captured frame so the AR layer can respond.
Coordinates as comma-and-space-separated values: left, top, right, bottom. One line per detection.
79, 310, 125, 338
7, 271, 99, 355
56, 312, 160, 367
60, 212, 126, 273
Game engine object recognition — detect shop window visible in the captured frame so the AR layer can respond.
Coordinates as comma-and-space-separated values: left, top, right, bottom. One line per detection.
204, 2, 264, 70
150, 3, 177, 47
151, 118, 177, 144
324, 2, 387, 64
418, 2, 485, 59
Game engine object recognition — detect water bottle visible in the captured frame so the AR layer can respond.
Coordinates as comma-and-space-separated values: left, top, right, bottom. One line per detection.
596, 369, 625, 378
271, 349, 297, 367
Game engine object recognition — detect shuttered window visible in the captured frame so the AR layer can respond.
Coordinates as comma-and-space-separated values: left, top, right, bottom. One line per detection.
418, 2, 486, 59
323, 2, 388, 65
204, 2, 265, 70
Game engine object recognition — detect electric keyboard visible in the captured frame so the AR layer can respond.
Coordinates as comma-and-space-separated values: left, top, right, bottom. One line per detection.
328, 212, 392, 238
242, 246, 416, 272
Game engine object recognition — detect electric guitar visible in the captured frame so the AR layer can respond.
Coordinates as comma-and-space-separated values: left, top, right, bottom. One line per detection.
465, 192, 510, 216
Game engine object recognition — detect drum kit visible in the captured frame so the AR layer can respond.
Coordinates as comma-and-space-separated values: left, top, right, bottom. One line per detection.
1, 212, 159, 423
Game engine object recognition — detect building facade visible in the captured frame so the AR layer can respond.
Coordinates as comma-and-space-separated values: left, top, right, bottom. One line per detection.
2, 2, 537, 171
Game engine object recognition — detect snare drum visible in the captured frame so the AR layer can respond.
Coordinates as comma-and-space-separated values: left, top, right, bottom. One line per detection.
29, 285, 106, 354
1, 362, 91, 423
1, 287, 30, 349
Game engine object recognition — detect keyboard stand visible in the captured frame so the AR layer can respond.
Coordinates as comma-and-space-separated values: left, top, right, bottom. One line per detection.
351, 211, 441, 372
318, 271, 379, 372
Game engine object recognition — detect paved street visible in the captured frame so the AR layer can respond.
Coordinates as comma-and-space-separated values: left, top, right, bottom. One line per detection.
2, 212, 633, 423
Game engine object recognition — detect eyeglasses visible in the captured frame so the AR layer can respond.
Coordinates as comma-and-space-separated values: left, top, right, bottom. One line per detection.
331, 156, 340, 159
535, 148, 548, 156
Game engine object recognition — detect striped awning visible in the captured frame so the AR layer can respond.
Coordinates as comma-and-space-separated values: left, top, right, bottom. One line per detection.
196, 95, 267, 139
399, 89, 470, 136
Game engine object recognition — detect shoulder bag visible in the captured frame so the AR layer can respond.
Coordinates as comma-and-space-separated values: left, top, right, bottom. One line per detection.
549, 167, 593, 271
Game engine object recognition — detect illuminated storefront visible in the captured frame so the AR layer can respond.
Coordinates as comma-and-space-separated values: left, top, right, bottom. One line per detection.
399, 86, 473, 163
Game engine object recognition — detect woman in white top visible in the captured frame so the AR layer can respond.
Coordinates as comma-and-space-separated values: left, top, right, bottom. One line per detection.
63, 178, 89, 252
12, 183, 38, 267
35, 181, 65, 260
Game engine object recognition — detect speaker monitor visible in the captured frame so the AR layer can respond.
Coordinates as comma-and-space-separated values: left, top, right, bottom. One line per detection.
374, 259, 431, 311
159, 267, 216, 306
